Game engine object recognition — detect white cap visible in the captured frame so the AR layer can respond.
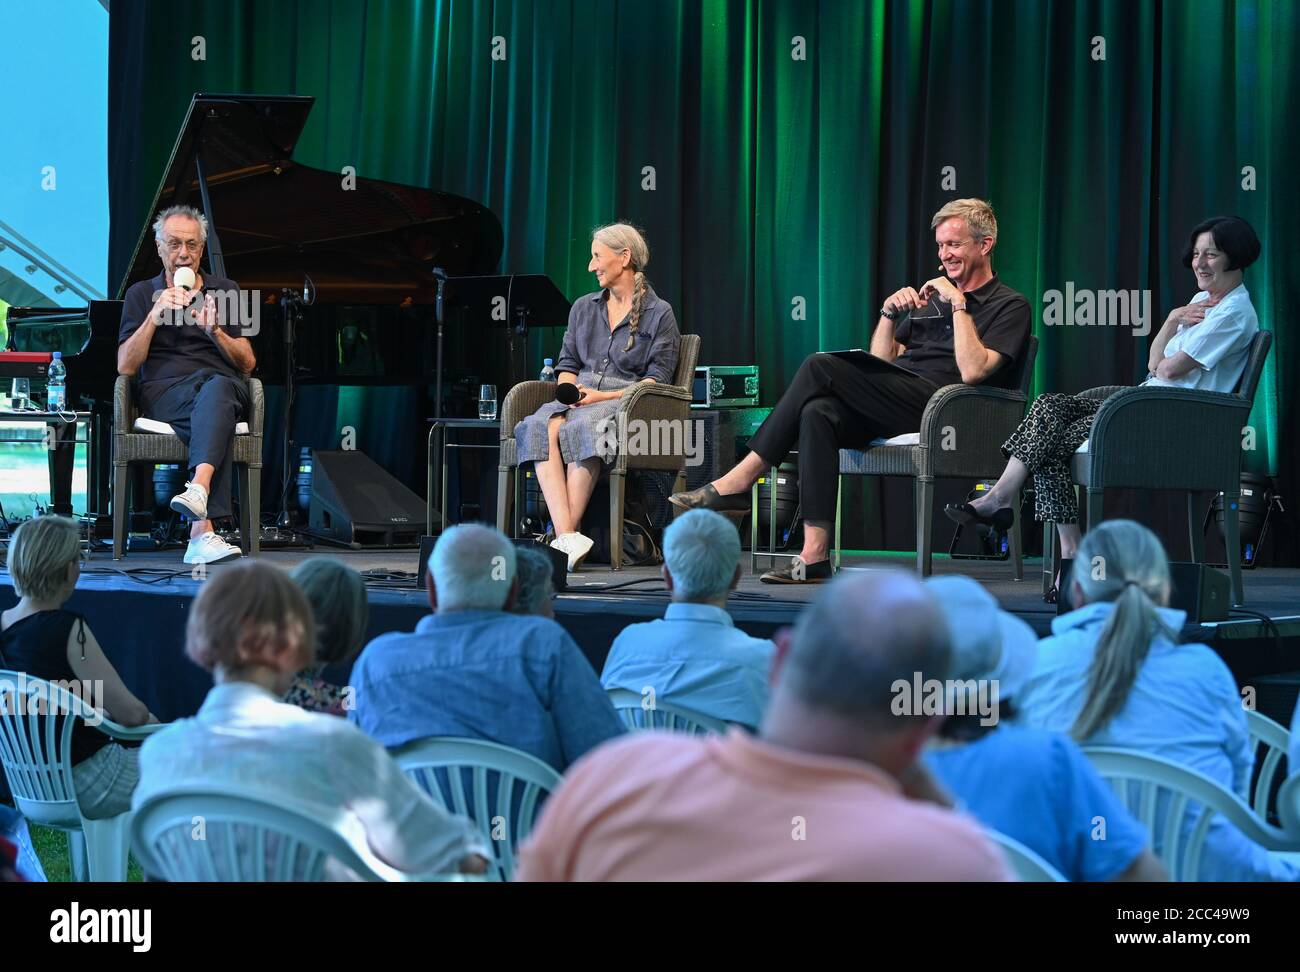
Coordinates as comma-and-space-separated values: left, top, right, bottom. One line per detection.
925, 575, 1038, 701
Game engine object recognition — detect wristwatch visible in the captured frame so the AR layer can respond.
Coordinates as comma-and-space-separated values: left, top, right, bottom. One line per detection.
951, 302, 968, 313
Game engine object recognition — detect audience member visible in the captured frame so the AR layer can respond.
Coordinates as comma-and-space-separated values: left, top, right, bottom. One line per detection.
1016, 519, 1297, 881
922, 575, 1164, 881
348, 524, 623, 771
602, 509, 773, 728
511, 545, 557, 618
134, 561, 487, 879
517, 571, 1011, 881
0, 516, 155, 820
283, 558, 369, 716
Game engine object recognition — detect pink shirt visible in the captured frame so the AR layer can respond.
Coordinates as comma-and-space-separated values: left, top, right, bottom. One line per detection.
517, 729, 1013, 882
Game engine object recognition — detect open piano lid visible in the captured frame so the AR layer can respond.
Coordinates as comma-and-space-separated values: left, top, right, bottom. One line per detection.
117, 94, 504, 303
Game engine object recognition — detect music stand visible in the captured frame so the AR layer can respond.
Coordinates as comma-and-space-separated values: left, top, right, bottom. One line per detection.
440, 274, 571, 394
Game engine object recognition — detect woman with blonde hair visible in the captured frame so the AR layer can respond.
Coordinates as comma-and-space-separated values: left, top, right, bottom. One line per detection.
133, 561, 487, 878
512, 222, 681, 570
0, 516, 155, 819
1016, 519, 1297, 881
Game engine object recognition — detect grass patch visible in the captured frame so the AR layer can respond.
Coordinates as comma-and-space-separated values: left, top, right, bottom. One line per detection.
29, 823, 144, 882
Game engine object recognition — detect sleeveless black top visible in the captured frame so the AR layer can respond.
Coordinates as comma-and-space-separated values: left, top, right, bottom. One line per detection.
0, 610, 110, 766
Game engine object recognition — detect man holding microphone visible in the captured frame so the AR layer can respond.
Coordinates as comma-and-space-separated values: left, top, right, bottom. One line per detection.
116, 205, 256, 565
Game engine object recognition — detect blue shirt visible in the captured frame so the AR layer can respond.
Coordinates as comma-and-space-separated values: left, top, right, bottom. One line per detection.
349, 610, 625, 772
600, 602, 775, 729
927, 726, 1148, 881
1017, 601, 1297, 881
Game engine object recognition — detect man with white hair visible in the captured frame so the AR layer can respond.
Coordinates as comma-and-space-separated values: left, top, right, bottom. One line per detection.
348, 524, 623, 771
601, 509, 774, 728
518, 570, 1011, 881
117, 205, 256, 565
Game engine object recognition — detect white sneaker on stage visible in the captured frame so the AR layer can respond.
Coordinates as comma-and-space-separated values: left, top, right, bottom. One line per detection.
550, 532, 595, 572
183, 531, 243, 565
170, 481, 209, 520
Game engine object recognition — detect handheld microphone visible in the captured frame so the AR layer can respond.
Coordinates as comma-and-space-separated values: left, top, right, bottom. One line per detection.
555, 383, 581, 406
174, 267, 196, 291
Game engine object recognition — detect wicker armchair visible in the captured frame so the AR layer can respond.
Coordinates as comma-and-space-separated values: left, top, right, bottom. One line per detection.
112, 374, 265, 560
495, 334, 701, 569
822, 337, 1038, 578
1044, 330, 1272, 606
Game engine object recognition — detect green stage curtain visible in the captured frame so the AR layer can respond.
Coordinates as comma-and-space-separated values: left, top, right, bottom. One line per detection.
108, 0, 1298, 560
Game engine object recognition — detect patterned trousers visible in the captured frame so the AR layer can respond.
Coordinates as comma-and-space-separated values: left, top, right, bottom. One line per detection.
1001, 393, 1103, 524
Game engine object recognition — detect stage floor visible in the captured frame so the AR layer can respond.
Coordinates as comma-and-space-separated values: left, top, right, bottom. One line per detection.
3, 543, 1298, 724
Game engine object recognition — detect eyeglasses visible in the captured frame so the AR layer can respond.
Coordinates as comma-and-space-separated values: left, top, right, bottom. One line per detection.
163, 239, 203, 253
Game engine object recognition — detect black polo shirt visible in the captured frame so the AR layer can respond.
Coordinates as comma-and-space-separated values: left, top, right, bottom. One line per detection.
892, 274, 1031, 388
118, 270, 245, 390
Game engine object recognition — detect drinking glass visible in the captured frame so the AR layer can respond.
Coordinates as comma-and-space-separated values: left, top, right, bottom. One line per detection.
10, 378, 30, 410
478, 384, 498, 421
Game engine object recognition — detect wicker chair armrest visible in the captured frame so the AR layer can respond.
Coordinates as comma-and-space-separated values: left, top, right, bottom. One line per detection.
1083, 386, 1252, 487
619, 380, 694, 414
113, 375, 135, 430
917, 383, 1029, 478
499, 381, 559, 436
1078, 384, 1130, 401
245, 377, 265, 437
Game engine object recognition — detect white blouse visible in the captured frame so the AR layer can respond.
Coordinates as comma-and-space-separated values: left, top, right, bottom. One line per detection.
1143, 284, 1258, 393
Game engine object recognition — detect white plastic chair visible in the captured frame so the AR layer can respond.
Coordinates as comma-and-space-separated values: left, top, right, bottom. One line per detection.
986, 829, 1067, 882
605, 688, 730, 735
1083, 746, 1300, 881
0, 669, 162, 881
393, 737, 561, 882
1246, 709, 1291, 822
131, 789, 484, 882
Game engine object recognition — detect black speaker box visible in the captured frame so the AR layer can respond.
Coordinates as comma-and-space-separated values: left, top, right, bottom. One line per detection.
308, 449, 425, 548
417, 535, 567, 593
1057, 560, 1231, 622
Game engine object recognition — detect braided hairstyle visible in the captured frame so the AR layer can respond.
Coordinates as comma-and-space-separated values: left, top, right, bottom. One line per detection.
592, 222, 650, 351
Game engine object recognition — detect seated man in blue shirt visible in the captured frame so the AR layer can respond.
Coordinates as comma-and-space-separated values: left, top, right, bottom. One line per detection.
348, 524, 624, 772
602, 509, 775, 729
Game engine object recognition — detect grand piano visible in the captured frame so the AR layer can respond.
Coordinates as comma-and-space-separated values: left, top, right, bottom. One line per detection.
3, 93, 561, 520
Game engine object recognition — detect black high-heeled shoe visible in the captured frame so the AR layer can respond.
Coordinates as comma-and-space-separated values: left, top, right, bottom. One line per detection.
943, 502, 1014, 532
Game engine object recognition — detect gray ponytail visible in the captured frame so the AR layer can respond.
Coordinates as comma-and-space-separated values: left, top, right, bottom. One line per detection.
1069, 520, 1177, 740
591, 222, 650, 351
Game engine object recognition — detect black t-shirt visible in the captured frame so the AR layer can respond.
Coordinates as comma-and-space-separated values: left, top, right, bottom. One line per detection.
118, 270, 245, 391
892, 274, 1031, 388
0, 609, 109, 767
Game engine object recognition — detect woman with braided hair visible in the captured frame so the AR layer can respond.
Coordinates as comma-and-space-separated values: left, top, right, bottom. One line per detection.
513, 222, 681, 570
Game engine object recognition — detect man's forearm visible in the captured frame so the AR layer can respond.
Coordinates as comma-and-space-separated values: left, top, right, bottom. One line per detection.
117, 318, 156, 375
951, 310, 990, 381
870, 316, 900, 360
212, 330, 256, 374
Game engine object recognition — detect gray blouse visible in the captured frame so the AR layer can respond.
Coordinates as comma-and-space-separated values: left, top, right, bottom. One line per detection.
555, 285, 681, 388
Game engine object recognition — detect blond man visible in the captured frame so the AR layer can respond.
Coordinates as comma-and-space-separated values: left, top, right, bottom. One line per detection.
671, 199, 1031, 584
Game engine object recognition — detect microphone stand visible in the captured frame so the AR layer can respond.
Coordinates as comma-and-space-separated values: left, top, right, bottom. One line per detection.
433, 267, 447, 421
273, 276, 315, 541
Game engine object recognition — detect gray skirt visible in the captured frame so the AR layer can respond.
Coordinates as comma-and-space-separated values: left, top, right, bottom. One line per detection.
515, 372, 635, 465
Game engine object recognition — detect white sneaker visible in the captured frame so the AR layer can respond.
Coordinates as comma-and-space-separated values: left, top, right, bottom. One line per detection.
550, 532, 595, 571
183, 531, 242, 565
170, 481, 209, 519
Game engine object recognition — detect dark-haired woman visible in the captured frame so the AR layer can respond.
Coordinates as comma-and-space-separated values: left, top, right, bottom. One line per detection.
945, 216, 1261, 594
513, 223, 681, 571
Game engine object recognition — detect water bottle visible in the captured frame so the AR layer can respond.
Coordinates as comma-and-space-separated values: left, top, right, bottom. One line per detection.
47, 352, 67, 412
539, 358, 556, 382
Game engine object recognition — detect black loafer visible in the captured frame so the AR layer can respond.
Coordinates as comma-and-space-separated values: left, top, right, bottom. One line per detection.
943, 502, 1014, 532
669, 482, 750, 515
759, 557, 834, 585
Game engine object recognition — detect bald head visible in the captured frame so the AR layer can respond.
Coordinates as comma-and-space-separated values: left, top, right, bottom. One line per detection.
776, 571, 952, 728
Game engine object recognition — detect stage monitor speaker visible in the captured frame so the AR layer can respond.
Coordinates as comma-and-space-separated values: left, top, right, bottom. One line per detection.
308, 450, 425, 548
417, 535, 568, 593
1056, 560, 1230, 622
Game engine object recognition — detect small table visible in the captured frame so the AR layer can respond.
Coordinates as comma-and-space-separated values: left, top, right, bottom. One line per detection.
426, 418, 501, 535
0, 409, 98, 515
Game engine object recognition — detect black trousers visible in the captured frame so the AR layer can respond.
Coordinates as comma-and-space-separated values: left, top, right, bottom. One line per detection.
745, 352, 937, 522
138, 369, 249, 520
